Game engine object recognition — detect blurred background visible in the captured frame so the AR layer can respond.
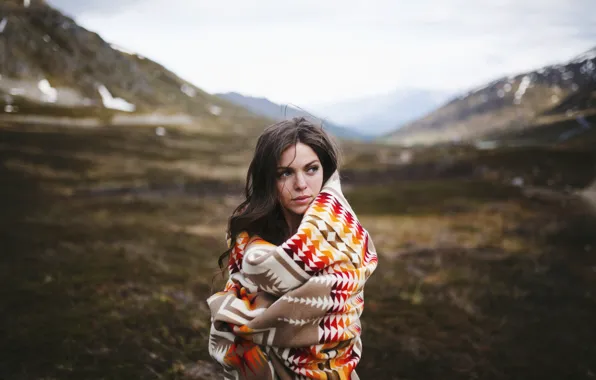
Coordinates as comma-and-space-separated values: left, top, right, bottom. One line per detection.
1, 0, 595, 379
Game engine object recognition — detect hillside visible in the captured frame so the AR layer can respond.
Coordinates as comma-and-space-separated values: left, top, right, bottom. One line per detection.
387, 46, 596, 145
217, 91, 370, 140
0, 0, 270, 134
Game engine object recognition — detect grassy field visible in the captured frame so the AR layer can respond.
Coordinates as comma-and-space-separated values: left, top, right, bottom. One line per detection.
1, 121, 596, 379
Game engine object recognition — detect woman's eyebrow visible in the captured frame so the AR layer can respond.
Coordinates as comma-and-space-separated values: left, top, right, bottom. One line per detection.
277, 160, 320, 170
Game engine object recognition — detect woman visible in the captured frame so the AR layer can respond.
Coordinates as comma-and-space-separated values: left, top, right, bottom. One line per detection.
207, 117, 378, 380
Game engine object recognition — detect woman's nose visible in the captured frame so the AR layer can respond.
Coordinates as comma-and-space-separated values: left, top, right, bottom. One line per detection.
294, 173, 307, 189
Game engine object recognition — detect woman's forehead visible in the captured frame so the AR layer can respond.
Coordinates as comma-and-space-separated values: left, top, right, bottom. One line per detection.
278, 142, 319, 167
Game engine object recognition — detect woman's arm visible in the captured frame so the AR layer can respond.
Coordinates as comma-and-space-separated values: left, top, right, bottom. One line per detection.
242, 236, 309, 297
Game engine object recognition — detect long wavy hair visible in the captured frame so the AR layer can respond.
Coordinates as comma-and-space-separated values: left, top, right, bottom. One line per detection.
217, 117, 341, 271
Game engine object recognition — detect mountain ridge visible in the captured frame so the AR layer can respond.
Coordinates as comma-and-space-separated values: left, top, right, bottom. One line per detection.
386, 45, 596, 145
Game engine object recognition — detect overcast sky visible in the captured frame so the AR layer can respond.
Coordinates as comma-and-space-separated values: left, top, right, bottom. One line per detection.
47, 0, 596, 107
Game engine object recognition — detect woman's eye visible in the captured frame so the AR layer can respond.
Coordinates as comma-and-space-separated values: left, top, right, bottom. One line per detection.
308, 166, 319, 173
278, 170, 291, 178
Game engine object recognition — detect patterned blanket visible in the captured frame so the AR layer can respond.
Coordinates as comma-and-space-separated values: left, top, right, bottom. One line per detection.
207, 171, 378, 379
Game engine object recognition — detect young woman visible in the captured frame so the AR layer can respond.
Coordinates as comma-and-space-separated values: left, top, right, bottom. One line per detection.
207, 117, 378, 380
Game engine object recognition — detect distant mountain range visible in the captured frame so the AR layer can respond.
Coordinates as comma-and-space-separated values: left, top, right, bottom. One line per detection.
309, 89, 452, 135
3, 0, 595, 147
217, 89, 453, 139
216, 92, 370, 140
386, 46, 596, 145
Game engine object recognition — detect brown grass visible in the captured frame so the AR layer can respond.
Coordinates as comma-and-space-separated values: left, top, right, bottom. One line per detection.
1, 122, 596, 380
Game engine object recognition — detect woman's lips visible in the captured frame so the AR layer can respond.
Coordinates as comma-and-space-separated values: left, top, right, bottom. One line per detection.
293, 196, 311, 205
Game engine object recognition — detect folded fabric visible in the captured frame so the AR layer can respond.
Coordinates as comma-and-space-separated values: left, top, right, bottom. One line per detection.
207, 171, 378, 380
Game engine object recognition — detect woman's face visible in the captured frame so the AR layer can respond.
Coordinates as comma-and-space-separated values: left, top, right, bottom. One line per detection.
276, 142, 324, 218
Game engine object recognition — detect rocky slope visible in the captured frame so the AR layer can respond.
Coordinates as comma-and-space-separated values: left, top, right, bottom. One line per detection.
0, 0, 269, 133
387, 46, 596, 145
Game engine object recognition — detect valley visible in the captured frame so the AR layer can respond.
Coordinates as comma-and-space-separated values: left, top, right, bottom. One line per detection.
2, 1, 596, 379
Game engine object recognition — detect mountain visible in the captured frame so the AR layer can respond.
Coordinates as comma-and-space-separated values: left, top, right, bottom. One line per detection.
216, 92, 370, 141
0, 0, 270, 133
386, 46, 596, 145
310, 89, 452, 136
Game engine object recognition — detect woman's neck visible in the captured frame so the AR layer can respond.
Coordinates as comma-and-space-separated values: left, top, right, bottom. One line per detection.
282, 209, 303, 237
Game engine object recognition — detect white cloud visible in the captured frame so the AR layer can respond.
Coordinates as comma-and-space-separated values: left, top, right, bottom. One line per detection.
69, 0, 596, 106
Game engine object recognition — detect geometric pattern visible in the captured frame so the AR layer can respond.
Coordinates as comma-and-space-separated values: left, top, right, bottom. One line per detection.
207, 171, 378, 380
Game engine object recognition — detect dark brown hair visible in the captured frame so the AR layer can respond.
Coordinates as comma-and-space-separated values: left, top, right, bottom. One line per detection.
217, 117, 341, 271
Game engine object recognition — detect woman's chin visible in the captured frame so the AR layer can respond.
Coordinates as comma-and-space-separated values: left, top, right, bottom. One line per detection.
289, 204, 309, 216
